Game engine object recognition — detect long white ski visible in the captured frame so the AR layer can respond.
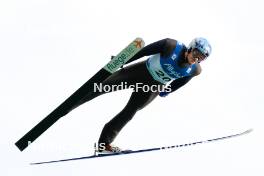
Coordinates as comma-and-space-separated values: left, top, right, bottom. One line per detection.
31, 129, 252, 165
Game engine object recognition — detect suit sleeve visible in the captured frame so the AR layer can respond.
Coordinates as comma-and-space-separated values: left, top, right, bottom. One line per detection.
167, 76, 193, 93
125, 38, 168, 64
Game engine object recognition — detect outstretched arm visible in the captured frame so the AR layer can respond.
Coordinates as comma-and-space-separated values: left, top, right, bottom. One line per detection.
125, 38, 172, 64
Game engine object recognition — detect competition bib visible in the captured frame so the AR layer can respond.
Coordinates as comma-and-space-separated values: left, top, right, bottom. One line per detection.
146, 42, 195, 84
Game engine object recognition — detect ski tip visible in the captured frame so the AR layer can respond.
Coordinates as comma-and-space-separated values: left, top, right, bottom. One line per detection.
243, 128, 253, 134
134, 38, 145, 48
134, 37, 144, 41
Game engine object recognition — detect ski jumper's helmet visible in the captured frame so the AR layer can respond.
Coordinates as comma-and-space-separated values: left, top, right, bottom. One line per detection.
188, 37, 212, 61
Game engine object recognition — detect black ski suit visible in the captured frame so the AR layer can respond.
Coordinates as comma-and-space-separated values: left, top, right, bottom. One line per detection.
70, 38, 200, 145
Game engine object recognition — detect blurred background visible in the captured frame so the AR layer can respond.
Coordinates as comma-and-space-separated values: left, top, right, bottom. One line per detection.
1, 0, 263, 175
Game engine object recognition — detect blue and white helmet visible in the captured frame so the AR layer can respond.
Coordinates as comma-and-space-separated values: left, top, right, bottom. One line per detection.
188, 37, 212, 58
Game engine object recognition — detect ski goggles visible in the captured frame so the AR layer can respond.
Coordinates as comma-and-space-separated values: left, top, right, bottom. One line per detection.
192, 49, 207, 63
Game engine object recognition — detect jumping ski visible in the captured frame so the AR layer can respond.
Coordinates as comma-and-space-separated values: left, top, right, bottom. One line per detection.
30, 129, 252, 165
15, 38, 145, 151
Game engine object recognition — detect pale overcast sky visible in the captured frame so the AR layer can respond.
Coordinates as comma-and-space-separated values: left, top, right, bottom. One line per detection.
1, 0, 263, 175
